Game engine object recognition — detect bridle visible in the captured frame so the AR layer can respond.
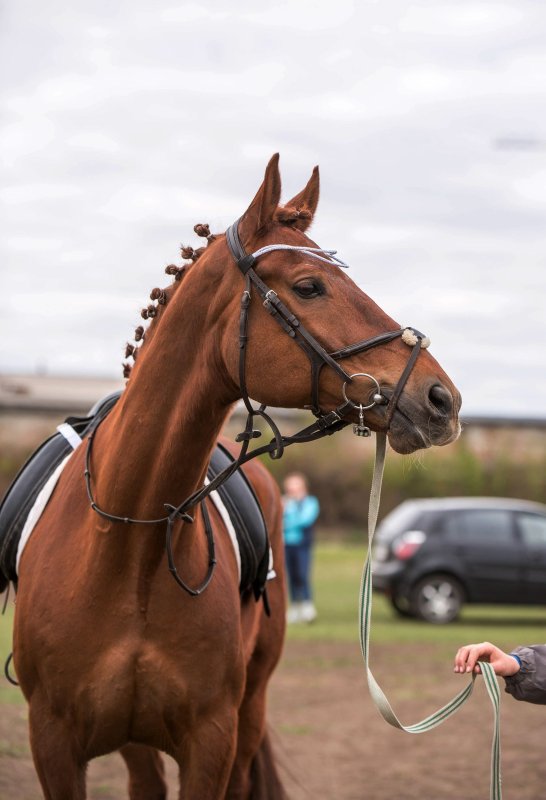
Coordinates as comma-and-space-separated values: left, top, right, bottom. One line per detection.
84, 218, 430, 603
225, 217, 430, 441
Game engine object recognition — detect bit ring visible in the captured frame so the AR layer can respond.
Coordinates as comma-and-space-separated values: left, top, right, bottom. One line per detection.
342, 373, 382, 411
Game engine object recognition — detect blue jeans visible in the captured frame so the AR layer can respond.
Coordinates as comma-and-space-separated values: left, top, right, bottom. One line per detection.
284, 543, 313, 602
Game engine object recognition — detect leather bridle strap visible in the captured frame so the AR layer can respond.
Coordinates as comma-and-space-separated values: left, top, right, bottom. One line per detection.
228, 219, 349, 380
226, 217, 428, 426
384, 338, 422, 427
229, 217, 356, 418
329, 330, 406, 360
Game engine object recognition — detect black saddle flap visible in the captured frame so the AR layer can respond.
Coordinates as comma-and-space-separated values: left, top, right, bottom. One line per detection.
207, 443, 269, 598
0, 392, 122, 590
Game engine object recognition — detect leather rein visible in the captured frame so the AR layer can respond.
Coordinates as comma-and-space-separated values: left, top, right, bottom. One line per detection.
84, 218, 429, 603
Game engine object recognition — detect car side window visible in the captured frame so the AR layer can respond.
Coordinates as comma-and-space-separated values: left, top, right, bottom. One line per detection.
443, 510, 514, 545
516, 513, 546, 547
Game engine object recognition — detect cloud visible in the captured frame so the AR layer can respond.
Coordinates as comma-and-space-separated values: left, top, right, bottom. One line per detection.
1, 0, 546, 416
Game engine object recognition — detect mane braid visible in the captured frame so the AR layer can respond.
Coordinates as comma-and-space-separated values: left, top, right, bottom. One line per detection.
121, 221, 219, 380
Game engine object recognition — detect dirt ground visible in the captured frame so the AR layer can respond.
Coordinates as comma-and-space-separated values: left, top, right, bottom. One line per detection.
1, 639, 545, 800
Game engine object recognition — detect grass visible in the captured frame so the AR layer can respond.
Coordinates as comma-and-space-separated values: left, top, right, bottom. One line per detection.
1, 543, 545, 704
0, 602, 24, 706
287, 542, 546, 653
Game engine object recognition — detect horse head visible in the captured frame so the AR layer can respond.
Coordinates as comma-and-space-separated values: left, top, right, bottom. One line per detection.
126, 154, 460, 456
198, 154, 460, 455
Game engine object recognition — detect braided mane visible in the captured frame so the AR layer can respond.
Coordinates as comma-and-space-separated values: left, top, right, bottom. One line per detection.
121, 207, 311, 378
121, 223, 217, 379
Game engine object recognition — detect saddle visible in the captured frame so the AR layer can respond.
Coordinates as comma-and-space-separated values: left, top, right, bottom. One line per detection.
0, 392, 270, 599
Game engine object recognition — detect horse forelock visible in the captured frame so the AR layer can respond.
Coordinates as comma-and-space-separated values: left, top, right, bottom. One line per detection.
274, 204, 313, 226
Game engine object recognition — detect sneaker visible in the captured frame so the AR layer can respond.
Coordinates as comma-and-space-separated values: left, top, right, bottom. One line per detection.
300, 601, 317, 623
286, 604, 302, 624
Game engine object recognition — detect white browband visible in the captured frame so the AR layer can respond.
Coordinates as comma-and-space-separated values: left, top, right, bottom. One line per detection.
250, 243, 349, 268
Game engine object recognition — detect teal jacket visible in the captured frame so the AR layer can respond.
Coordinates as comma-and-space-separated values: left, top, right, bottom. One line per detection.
283, 496, 320, 546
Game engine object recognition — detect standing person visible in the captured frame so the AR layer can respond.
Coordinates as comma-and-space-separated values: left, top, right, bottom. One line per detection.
454, 641, 546, 703
282, 472, 320, 624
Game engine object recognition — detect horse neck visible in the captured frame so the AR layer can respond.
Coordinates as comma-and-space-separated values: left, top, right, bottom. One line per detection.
90, 270, 237, 521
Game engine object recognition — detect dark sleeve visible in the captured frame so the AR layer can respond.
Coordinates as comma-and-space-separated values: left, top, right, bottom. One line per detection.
504, 645, 546, 705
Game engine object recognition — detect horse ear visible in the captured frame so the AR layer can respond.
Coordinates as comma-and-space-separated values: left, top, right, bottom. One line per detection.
282, 166, 320, 232
238, 154, 282, 245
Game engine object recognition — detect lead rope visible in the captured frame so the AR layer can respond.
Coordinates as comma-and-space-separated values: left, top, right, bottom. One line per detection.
361, 432, 502, 800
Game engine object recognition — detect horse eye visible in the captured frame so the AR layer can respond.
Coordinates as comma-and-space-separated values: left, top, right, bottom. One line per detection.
292, 279, 324, 299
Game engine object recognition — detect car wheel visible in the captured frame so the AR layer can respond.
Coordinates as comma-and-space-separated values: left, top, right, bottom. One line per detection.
410, 574, 463, 624
389, 594, 414, 618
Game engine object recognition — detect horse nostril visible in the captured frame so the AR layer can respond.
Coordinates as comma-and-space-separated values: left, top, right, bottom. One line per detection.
428, 383, 453, 415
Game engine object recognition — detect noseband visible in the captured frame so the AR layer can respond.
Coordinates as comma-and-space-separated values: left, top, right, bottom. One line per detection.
84, 218, 431, 602
225, 217, 429, 439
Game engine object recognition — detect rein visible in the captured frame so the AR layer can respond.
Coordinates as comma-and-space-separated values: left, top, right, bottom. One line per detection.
363, 434, 502, 800
84, 430, 216, 597
84, 218, 430, 602
228, 222, 502, 795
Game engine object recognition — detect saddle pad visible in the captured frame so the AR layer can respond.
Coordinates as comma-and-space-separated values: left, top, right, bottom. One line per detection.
0, 392, 271, 598
16, 453, 73, 573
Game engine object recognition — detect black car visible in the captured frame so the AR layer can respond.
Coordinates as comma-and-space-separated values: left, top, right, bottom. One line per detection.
372, 497, 546, 623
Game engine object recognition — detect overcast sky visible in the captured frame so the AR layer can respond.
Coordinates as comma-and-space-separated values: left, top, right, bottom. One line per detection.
1, 0, 546, 416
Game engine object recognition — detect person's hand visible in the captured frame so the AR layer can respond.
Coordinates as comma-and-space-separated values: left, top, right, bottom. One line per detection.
454, 642, 521, 677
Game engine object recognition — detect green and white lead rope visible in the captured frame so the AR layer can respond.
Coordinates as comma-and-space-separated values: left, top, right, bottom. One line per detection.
360, 432, 501, 800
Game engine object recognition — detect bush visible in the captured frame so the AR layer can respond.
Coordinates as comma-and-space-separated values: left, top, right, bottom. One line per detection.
265, 434, 546, 533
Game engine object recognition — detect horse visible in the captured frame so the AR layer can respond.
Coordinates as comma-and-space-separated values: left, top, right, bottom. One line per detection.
12, 154, 461, 799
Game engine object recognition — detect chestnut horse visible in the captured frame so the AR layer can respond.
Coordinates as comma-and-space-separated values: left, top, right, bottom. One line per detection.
13, 155, 461, 799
